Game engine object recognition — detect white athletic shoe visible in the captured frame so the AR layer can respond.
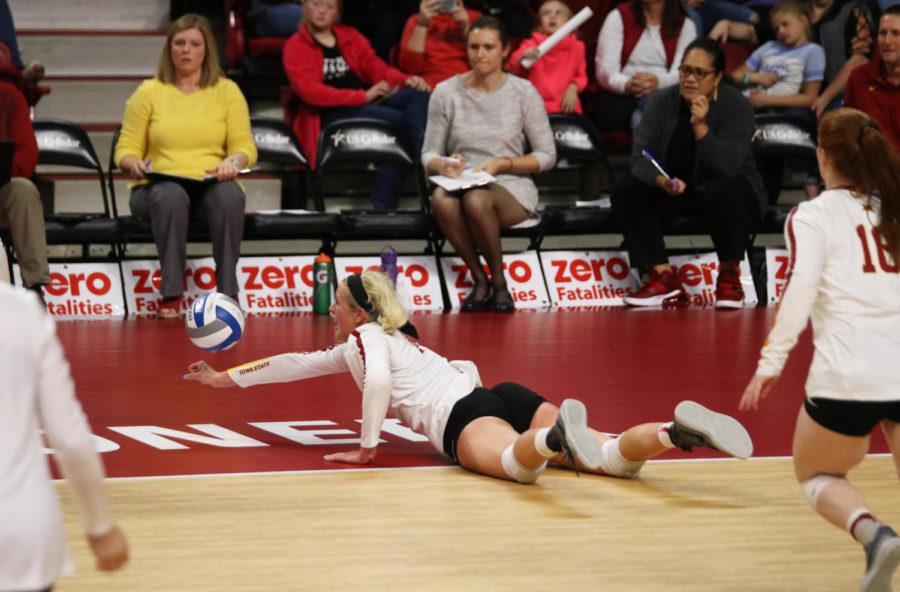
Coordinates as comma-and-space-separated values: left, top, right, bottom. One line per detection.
861, 526, 900, 592
670, 401, 753, 460
551, 399, 602, 471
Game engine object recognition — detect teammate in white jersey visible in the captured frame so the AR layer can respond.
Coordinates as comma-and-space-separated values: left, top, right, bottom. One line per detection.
0, 283, 128, 592
186, 270, 753, 485
740, 108, 900, 592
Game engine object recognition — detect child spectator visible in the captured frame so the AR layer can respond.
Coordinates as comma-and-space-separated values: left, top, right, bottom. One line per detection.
732, 0, 825, 107
731, 0, 825, 197
510, 0, 589, 114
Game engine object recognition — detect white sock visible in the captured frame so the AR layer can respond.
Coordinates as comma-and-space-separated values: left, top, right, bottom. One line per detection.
848, 509, 881, 546
657, 422, 675, 448
534, 428, 555, 458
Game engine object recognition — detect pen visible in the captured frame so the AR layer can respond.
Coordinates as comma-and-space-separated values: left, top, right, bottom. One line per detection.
641, 149, 670, 180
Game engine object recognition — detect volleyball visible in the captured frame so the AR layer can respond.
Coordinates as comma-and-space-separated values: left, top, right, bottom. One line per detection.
185, 293, 245, 352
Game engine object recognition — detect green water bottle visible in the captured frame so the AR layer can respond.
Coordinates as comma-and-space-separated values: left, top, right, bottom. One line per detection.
313, 253, 332, 315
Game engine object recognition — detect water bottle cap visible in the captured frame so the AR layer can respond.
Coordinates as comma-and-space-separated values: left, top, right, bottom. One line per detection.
315, 253, 332, 263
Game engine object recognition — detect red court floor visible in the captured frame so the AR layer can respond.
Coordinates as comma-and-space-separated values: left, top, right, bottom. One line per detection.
56, 309, 890, 479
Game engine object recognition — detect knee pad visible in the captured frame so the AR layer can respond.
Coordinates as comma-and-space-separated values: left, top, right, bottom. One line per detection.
501, 445, 546, 484
598, 439, 644, 479
800, 474, 843, 508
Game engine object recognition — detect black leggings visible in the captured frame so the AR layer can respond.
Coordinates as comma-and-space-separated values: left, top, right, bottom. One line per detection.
442, 382, 549, 462
611, 174, 763, 270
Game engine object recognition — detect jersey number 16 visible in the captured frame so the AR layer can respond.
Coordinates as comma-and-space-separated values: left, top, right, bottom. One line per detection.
857, 225, 898, 274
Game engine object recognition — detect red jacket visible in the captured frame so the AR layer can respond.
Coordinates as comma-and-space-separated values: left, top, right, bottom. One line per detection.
283, 23, 410, 168
398, 10, 481, 89
0, 63, 37, 178
618, 2, 683, 69
844, 56, 900, 153
510, 32, 588, 114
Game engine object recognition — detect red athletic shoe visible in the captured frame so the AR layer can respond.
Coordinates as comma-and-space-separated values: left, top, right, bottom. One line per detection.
624, 268, 689, 308
715, 268, 744, 309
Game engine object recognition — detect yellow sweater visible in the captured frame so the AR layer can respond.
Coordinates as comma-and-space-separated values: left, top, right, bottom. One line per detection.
115, 78, 257, 184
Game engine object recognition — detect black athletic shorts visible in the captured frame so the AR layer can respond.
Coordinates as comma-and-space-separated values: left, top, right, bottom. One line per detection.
805, 397, 900, 437
442, 382, 548, 462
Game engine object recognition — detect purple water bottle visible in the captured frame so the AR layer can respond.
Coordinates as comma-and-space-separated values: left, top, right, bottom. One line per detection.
380, 246, 398, 286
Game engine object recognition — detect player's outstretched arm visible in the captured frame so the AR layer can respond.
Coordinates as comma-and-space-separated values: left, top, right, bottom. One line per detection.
183, 361, 236, 388
739, 373, 779, 411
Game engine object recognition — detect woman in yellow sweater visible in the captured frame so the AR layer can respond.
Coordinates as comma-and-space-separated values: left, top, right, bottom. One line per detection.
115, 14, 257, 319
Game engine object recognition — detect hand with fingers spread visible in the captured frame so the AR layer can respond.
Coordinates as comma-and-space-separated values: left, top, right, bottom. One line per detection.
183, 361, 235, 387
324, 446, 377, 464
739, 373, 779, 411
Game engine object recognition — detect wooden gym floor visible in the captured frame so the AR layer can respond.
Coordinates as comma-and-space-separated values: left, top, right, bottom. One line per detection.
50, 309, 897, 591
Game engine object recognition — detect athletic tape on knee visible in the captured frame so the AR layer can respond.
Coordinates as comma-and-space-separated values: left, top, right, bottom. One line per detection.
800, 474, 842, 508
501, 445, 547, 484
598, 439, 644, 479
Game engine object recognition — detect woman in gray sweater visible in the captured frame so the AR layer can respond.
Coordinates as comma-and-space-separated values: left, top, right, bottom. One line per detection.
422, 16, 556, 313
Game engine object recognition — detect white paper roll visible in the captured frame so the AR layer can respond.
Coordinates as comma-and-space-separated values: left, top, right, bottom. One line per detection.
520, 6, 593, 69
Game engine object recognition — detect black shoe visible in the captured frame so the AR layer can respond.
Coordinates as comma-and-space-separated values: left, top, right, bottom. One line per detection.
460, 285, 492, 312
546, 399, 601, 473
669, 401, 753, 459
861, 525, 900, 592
491, 291, 516, 313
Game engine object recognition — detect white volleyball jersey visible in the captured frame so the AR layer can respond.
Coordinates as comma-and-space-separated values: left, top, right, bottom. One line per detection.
758, 189, 900, 401
0, 284, 112, 591
228, 322, 482, 452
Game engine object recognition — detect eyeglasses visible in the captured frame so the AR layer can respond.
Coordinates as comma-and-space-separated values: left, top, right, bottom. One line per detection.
679, 66, 715, 80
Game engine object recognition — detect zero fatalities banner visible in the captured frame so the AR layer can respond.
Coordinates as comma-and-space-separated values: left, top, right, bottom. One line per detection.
667, 252, 758, 307
540, 251, 639, 307
334, 255, 443, 312
440, 251, 550, 310
122, 256, 320, 317
13, 262, 126, 319
766, 248, 790, 306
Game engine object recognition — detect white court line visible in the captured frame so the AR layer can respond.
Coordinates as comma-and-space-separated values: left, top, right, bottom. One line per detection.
62, 452, 895, 484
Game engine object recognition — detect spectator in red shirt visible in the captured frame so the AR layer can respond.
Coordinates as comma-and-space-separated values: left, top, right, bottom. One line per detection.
0, 43, 47, 302
398, 0, 481, 89
510, 0, 589, 114
283, 0, 430, 210
844, 5, 900, 152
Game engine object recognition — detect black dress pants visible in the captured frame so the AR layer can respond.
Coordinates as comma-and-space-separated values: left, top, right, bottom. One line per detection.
611, 174, 763, 270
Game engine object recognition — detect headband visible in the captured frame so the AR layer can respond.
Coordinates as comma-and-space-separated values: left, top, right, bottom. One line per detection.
346, 273, 419, 339
347, 274, 373, 314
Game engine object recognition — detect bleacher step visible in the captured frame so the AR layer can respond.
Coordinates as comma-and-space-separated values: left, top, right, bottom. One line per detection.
34, 78, 141, 124
9, 0, 169, 30
19, 33, 163, 77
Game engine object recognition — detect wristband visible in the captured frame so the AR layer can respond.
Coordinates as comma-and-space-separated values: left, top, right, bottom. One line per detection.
504, 157, 514, 173
416, 16, 429, 27
742, 72, 751, 88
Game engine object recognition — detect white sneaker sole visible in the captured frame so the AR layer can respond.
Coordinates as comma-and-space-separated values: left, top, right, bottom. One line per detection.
860, 536, 900, 592
558, 399, 602, 470
715, 298, 744, 309
674, 401, 753, 460
624, 289, 683, 307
